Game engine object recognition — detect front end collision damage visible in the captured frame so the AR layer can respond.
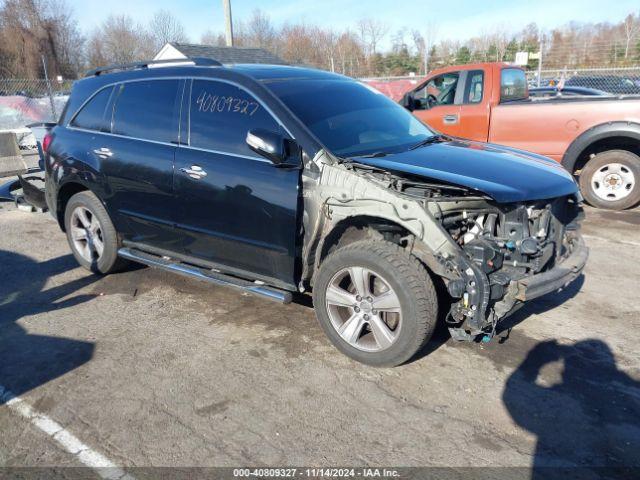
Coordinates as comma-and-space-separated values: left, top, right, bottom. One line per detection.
300, 150, 588, 342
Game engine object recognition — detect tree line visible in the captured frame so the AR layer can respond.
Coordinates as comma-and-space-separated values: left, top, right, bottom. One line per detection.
1, 0, 639, 80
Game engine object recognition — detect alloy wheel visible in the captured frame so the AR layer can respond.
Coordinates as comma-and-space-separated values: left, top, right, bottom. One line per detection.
325, 266, 402, 352
69, 206, 104, 263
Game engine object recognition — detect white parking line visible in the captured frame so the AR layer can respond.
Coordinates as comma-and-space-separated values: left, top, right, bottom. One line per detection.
0, 385, 134, 480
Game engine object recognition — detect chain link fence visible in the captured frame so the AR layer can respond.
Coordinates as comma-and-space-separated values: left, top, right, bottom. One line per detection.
0, 78, 72, 136
525, 67, 640, 94
362, 66, 640, 98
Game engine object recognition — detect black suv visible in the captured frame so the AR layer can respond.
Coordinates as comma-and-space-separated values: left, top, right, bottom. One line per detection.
44, 59, 588, 366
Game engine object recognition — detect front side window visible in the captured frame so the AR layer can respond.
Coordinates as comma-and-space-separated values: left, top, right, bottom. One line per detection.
112, 80, 181, 142
189, 79, 280, 156
465, 71, 484, 104
71, 87, 113, 131
412, 72, 460, 109
501, 68, 527, 102
267, 79, 434, 158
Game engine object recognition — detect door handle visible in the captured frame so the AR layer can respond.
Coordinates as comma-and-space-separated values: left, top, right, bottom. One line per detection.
443, 114, 459, 125
93, 147, 113, 158
180, 165, 208, 179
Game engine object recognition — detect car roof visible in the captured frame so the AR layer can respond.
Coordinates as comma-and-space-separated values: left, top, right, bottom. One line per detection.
227, 64, 348, 82
80, 62, 348, 86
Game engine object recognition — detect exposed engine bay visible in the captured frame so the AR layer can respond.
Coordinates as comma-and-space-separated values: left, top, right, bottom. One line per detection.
301, 152, 588, 343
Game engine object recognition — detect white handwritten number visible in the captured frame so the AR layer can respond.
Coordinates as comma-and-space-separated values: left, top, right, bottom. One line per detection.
196, 90, 260, 116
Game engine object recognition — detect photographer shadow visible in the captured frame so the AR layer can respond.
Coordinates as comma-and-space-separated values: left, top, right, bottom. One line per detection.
503, 338, 640, 479
0, 249, 96, 403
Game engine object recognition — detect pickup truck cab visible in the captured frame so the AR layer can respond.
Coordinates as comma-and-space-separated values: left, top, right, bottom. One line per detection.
43, 59, 587, 366
402, 62, 640, 210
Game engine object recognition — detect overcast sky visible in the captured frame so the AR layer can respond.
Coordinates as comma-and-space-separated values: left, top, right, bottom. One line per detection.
69, 0, 637, 49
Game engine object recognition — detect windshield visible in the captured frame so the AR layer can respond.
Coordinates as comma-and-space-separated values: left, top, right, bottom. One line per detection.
265, 79, 435, 158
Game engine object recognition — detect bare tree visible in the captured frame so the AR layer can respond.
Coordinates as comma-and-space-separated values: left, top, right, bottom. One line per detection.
622, 13, 640, 58
413, 21, 437, 74
200, 29, 226, 46
0, 0, 84, 78
244, 9, 276, 51
148, 10, 188, 51
357, 18, 389, 56
87, 14, 155, 68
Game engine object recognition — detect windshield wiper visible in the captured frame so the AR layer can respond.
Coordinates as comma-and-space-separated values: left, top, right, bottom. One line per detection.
349, 151, 390, 159
408, 134, 446, 151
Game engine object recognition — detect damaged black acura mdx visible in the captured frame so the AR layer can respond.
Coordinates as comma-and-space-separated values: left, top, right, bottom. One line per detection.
43, 59, 588, 366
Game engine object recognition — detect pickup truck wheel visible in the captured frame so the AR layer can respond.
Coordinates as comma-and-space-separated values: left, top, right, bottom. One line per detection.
64, 191, 128, 274
579, 150, 640, 210
313, 240, 438, 367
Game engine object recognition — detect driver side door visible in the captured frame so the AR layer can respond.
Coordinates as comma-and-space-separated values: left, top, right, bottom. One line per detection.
172, 79, 301, 289
410, 72, 462, 136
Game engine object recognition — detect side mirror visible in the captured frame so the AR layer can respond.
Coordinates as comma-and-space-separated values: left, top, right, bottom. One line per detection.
246, 129, 288, 165
400, 93, 415, 112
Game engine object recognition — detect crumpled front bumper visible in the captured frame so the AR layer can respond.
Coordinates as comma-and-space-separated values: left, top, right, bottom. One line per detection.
512, 234, 589, 302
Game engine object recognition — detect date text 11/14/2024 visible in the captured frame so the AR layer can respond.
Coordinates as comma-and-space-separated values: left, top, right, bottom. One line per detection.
233, 468, 401, 478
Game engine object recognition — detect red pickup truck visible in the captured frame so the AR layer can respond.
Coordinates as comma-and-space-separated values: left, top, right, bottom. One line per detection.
400, 62, 640, 210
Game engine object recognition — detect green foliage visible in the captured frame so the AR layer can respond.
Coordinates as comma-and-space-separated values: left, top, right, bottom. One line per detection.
456, 46, 471, 64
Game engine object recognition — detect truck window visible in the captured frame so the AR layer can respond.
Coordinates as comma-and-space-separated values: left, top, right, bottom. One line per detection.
465, 71, 484, 104
500, 68, 527, 102
189, 80, 281, 157
412, 73, 459, 109
112, 80, 181, 143
70, 87, 113, 132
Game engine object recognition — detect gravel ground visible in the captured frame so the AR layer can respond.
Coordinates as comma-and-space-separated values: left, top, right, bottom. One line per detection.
0, 198, 639, 477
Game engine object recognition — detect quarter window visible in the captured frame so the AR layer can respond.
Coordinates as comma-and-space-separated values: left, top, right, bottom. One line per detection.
189, 79, 281, 156
112, 80, 181, 142
71, 87, 113, 131
465, 70, 484, 104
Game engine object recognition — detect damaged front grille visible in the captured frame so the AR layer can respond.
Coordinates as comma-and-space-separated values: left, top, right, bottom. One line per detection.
438, 195, 584, 338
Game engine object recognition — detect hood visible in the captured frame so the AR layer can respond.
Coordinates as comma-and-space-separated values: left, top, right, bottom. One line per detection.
356, 138, 579, 203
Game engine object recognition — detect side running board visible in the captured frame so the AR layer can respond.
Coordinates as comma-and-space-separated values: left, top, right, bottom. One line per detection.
118, 247, 293, 304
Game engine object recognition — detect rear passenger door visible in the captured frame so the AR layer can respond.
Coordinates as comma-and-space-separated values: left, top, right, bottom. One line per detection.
173, 79, 300, 288
101, 79, 184, 250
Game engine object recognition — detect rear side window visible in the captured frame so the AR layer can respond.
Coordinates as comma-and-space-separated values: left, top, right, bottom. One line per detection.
465, 70, 484, 104
112, 80, 181, 143
71, 87, 113, 131
189, 79, 280, 157
501, 68, 527, 102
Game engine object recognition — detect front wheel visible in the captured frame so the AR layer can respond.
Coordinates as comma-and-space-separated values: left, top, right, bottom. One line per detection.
313, 240, 438, 367
579, 150, 640, 210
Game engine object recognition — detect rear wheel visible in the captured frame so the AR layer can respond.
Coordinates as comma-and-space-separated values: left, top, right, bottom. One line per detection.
579, 150, 640, 210
64, 191, 128, 274
313, 240, 438, 367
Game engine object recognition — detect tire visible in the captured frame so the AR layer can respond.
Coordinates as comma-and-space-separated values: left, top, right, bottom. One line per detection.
64, 191, 128, 274
313, 240, 438, 367
579, 150, 640, 210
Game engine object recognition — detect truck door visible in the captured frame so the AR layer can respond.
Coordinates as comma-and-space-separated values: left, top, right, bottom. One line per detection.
410, 72, 462, 136
173, 79, 300, 288
456, 69, 491, 142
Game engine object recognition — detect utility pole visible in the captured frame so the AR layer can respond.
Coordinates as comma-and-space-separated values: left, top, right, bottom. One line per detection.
424, 47, 429, 76
537, 34, 544, 88
41, 55, 57, 119
222, 0, 234, 47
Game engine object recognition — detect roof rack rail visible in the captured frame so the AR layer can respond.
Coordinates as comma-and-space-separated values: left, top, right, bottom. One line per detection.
84, 57, 222, 78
